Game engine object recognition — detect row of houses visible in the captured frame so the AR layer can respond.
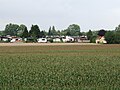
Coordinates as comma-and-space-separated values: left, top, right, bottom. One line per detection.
35, 36, 90, 43
0, 36, 22, 43
0, 35, 90, 43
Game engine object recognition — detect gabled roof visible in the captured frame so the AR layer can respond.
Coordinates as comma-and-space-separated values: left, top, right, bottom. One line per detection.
98, 29, 106, 36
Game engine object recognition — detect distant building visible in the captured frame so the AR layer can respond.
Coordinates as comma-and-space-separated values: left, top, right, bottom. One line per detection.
10, 37, 22, 43
0, 36, 22, 43
78, 36, 90, 43
96, 30, 107, 44
0, 36, 9, 42
62, 36, 74, 42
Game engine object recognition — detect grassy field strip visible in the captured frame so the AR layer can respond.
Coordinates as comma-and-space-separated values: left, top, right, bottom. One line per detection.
0, 43, 98, 46
0, 45, 120, 89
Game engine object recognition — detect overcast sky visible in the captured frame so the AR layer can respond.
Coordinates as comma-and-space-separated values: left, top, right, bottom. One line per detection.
0, 0, 120, 31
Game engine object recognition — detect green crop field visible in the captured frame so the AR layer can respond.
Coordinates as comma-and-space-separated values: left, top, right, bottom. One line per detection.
0, 44, 120, 90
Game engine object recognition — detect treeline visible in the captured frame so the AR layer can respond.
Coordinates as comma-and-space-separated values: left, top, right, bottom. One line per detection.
0, 23, 80, 36
0, 23, 120, 44
105, 25, 120, 44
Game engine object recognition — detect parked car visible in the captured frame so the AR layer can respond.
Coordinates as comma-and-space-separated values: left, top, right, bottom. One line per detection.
37, 38, 47, 43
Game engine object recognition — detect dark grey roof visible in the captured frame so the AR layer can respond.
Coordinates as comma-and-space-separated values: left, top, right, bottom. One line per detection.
98, 29, 106, 36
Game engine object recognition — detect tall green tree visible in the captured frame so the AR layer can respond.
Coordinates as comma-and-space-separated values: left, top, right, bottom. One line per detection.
52, 26, 57, 36
17, 24, 27, 37
115, 24, 120, 32
66, 31, 71, 36
87, 30, 93, 40
60, 30, 68, 36
105, 31, 115, 44
29, 25, 40, 38
66, 24, 80, 36
40, 31, 46, 38
0, 31, 5, 36
22, 27, 29, 38
114, 32, 120, 44
56, 30, 61, 36
48, 26, 52, 36
115, 25, 120, 43
48, 26, 57, 36
89, 30, 98, 43
4, 23, 19, 36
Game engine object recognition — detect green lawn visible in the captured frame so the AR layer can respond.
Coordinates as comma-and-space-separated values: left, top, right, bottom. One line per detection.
0, 45, 120, 90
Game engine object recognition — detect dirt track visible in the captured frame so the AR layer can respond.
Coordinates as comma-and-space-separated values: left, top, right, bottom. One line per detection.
0, 43, 98, 46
